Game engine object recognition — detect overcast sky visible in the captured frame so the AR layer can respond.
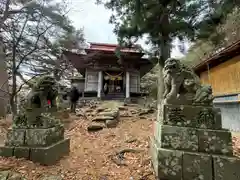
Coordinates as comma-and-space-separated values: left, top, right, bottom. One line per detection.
67, 0, 187, 58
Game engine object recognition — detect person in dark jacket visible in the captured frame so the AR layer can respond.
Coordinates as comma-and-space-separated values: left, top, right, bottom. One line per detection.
69, 86, 80, 113
103, 82, 108, 95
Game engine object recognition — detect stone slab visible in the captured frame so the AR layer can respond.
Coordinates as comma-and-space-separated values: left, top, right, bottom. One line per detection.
198, 129, 233, 156
0, 146, 14, 157
30, 138, 70, 165
0, 171, 10, 180
163, 105, 222, 129
14, 147, 30, 159
106, 119, 118, 128
98, 111, 118, 118
183, 152, 212, 180
153, 121, 161, 141
92, 116, 114, 121
213, 155, 240, 180
154, 146, 183, 180
25, 126, 64, 147
150, 137, 158, 177
161, 125, 198, 152
5, 129, 25, 146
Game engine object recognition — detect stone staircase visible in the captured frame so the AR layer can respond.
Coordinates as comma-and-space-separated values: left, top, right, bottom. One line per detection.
101, 92, 125, 101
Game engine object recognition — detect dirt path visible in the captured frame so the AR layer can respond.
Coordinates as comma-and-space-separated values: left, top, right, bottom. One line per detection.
0, 106, 155, 180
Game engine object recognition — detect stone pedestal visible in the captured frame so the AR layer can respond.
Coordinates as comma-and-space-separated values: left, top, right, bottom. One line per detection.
0, 124, 70, 165
151, 104, 240, 180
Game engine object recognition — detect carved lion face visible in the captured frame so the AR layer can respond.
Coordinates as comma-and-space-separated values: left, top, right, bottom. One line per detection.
37, 76, 56, 91
164, 58, 181, 74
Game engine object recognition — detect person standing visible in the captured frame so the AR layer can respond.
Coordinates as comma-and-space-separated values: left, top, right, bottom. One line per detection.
69, 86, 80, 113
103, 82, 108, 95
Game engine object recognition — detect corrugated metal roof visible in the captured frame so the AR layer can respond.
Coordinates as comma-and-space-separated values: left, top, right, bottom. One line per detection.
193, 40, 240, 71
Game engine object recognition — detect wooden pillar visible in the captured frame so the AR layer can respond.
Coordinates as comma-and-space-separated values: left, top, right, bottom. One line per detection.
126, 71, 130, 98
97, 71, 102, 98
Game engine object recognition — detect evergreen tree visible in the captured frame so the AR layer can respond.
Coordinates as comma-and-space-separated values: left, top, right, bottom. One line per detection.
97, 0, 240, 111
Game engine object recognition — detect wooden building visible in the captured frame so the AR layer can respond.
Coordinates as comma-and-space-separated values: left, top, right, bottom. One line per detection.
62, 42, 153, 101
193, 40, 240, 131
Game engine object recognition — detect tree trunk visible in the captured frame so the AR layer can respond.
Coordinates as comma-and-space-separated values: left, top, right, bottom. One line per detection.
156, 38, 170, 122
156, 11, 171, 121
10, 47, 17, 118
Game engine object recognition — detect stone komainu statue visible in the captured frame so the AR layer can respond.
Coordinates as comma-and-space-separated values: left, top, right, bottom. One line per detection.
163, 58, 214, 106
14, 75, 60, 128
26, 75, 58, 109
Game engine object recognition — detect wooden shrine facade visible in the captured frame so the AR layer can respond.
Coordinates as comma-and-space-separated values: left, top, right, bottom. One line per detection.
193, 40, 240, 131
62, 42, 153, 100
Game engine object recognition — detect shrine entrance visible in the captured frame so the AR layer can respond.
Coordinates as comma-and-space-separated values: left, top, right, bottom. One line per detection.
103, 71, 124, 94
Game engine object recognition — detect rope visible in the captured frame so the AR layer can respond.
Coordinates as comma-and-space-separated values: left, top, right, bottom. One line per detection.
104, 72, 123, 80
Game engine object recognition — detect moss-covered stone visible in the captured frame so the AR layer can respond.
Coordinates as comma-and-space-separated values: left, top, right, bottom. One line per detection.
106, 119, 118, 128
0, 171, 10, 180
150, 137, 159, 177
0, 171, 26, 180
198, 129, 233, 156
13, 147, 30, 159
213, 155, 240, 180
30, 138, 70, 165
8, 172, 25, 180
5, 129, 25, 146
163, 105, 222, 129
183, 152, 212, 180
0, 146, 14, 157
161, 125, 198, 152
157, 148, 183, 180
25, 127, 64, 147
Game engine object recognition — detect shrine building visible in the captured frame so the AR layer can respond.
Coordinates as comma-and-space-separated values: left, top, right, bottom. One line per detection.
62, 42, 154, 100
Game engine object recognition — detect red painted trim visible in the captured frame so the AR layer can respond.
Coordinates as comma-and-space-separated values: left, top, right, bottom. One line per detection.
89, 42, 119, 47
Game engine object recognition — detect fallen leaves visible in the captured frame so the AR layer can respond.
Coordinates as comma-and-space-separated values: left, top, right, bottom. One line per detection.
0, 107, 155, 180
232, 135, 240, 157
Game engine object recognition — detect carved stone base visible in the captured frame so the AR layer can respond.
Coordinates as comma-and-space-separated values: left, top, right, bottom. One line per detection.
151, 104, 240, 179
150, 138, 240, 180
5, 126, 64, 147
0, 139, 70, 165
1, 124, 69, 165
161, 125, 233, 156
163, 105, 222, 129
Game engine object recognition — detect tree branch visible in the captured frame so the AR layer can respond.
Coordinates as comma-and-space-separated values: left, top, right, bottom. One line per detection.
16, 71, 33, 88
14, 24, 54, 72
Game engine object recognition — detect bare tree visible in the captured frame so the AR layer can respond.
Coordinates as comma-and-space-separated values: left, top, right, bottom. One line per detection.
1, 0, 80, 117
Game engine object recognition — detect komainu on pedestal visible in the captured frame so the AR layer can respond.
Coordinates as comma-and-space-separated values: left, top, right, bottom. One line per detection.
0, 76, 70, 165
150, 58, 240, 180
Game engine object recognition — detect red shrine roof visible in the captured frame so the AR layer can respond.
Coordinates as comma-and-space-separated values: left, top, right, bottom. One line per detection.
62, 42, 153, 76
86, 42, 143, 54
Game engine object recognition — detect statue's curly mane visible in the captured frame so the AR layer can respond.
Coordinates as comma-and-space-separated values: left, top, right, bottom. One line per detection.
33, 76, 55, 90
163, 58, 213, 105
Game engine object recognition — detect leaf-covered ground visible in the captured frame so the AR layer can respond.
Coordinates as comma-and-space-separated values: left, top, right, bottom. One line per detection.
1, 104, 240, 180
0, 105, 156, 180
